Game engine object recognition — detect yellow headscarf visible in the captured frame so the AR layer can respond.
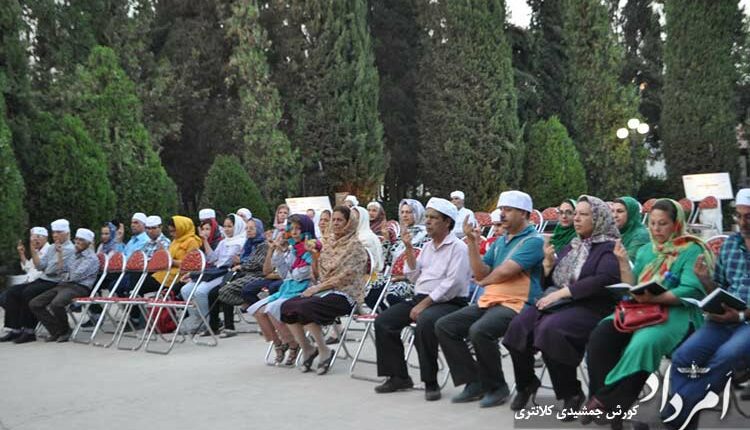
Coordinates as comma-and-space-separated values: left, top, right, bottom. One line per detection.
152, 216, 202, 284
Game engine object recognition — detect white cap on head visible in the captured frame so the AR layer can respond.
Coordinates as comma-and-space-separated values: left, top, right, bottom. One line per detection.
345, 195, 359, 207
736, 189, 750, 207
199, 208, 216, 220
75, 228, 95, 243
426, 197, 459, 222
490, 209, 502, 224
497, 191, 533, 213
132, 212, 147, 225
145, 215, 162, 228
450, 190, 465, 201
237, 208, 252, 220
50, 219, 70, 233
31, 227, 49, 237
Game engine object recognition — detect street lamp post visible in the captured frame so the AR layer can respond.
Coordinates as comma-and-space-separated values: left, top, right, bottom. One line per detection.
617, 118, 650, 196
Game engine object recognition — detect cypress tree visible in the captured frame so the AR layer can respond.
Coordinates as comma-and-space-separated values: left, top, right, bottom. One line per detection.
200, 155, 271, 224
523, 117, 587, 209
416, 0, 521, 209
69, 46, 179, 221
0, 76, 27, 262
225, 0, 300, 206
262, 0, 385, 199
662, 0, 739, 187
27, 112, 116, 229
564, 0, 640, 198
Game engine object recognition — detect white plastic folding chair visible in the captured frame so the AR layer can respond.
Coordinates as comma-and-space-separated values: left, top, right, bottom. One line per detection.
113, 248, 172, 351
69, 252, 109, 344
144, 249, 217, 354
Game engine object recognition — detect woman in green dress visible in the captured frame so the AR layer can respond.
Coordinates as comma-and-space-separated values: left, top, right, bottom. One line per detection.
582, 199, 711, 428
612, 196, 650, 261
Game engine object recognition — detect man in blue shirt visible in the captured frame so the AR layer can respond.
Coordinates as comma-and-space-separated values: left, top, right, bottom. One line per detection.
436, 191, 544, 408
123, 212, 149, 258
663, 188, 750, 429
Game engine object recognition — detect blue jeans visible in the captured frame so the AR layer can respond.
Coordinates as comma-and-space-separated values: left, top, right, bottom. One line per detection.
667, 320, 750, 423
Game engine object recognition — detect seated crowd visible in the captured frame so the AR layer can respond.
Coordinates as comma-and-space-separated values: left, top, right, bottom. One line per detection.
2, 187, 750, 430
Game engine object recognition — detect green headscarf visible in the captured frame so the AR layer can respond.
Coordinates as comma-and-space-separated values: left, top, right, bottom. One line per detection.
550, 199, 578, 251
615, 196, 650, 260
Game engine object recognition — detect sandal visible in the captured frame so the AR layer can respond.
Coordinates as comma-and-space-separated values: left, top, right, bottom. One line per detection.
284, 345, 301, 367
273, 343, 289, 366
300, 350, 319, 373
316, 350, 336, 375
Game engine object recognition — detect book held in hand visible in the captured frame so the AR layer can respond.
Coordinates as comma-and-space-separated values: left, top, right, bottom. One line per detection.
606, 280, 667, 297
682, 288, 747, 314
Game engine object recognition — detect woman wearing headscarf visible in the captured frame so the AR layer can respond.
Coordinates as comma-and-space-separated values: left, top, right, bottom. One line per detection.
503, 195, 621, 416
208, 218, 268, 336
366, 199, 429, 309
582, 199, 711, 428
612, 196, 650, 262
272, 203, 290, 240
549, 199, 578, 252
354, 206, 384, 273
97, 221, 124, 255
149, 216, 202, 293
281, 206, 368, 375
249, 214, 319, 366
368, 201, 397, 243
179, 214, 246, 332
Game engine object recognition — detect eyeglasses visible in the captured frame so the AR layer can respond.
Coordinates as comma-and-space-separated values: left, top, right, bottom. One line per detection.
733, 213, 750, 222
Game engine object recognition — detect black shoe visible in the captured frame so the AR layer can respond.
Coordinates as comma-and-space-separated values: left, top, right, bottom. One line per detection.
300, 350, 319, 373
57, 331, 71, 343
44, 334, 60, 343
479, 384, 510, 408
560, 389, 585, 422
324, 335, 339, 345
451, 382, 484, 403
424, 382, 441, 401
374, 376, 415, 393
0, 331, 21, 342
510, 378, 541, 411
13, 332, 36, 344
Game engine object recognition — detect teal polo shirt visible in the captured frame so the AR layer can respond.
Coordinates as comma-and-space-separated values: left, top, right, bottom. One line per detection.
482, 224, 545, 303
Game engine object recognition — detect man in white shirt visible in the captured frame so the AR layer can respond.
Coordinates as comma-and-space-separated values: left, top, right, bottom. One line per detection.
451, 190, 476, 238
374, 198, 471, 401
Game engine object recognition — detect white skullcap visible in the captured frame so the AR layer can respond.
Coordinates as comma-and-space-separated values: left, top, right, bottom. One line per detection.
31, 227, 49, 237
75, 228, 95, 243
50, 219, 70, 233
344, 195, 359, 207
736, 189, 750, 207
237, 208, 252, 220
198, 208, 216, 220
132, 212, 147, 224
497, 191, 533, 213
450, 191, 465, 201
426, 197, 459, 222
145, 215, 162, 228
490, 209, 502, 224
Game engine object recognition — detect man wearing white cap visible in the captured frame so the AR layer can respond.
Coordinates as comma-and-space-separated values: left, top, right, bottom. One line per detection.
661, 188, 750, 428
374, 197, 471, 401
142, 215, 171, 259
9, 227, 51, 286
1, 219, 76, 344
199, 208, 217, 222
436, 190, 544, 408
29, 228, 100, 342
123, 212, 149, 258
450, 191, 476, 239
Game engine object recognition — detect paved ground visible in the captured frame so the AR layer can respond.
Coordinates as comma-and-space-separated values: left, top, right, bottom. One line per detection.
1, 311, 748, 430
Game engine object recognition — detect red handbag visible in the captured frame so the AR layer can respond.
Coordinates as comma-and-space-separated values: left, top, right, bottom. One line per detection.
613, 300, 668, 333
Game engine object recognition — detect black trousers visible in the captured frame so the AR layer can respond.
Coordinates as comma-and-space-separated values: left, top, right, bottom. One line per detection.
375, 294, 467, 384
29, 283, 90, 336
3, 279, 57, 329
435, 304, 517, 392
208, 285, 234, 331
586, 319, 650, 410
509, 346, 581, 400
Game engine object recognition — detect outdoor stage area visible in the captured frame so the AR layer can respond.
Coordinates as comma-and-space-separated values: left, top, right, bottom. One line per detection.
1, 310, 748, 430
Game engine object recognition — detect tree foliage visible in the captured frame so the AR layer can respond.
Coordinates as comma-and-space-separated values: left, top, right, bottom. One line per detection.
226, 0, 300, 206
662, 0, 740, 188
416, 0, 521, 209
522, 117, 587, 209
200, 155, 271, 223
0, 77, 27, 263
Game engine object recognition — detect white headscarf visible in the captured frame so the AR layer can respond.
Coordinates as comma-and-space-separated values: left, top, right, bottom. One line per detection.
222, 213, 247, 247
354, 206, 384, 273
